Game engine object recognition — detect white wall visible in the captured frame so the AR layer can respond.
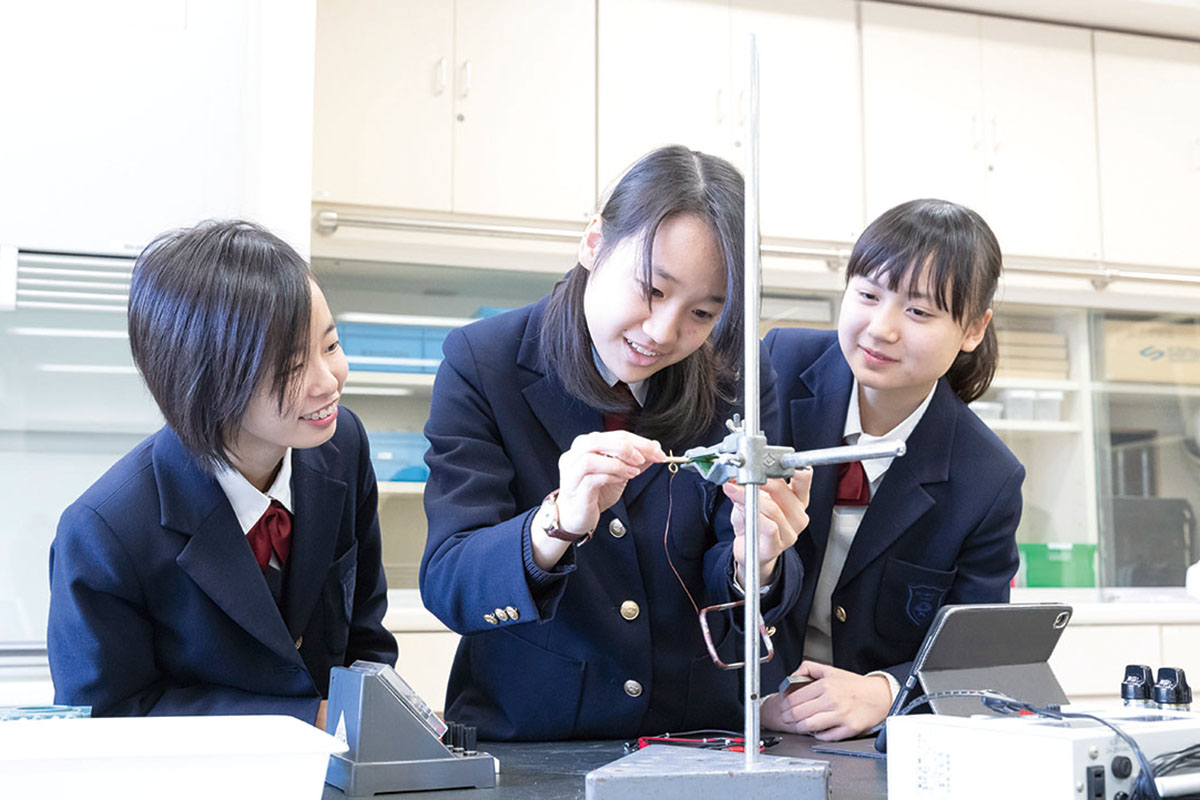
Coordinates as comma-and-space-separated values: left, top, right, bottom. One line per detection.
0, 0, 316, 646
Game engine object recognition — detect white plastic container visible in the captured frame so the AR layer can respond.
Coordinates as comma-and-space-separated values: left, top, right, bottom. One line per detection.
0, 714, 347, 800
968, 400, 1004, 421
1033, 390, 1064, 422
1000, 388, 1036, 421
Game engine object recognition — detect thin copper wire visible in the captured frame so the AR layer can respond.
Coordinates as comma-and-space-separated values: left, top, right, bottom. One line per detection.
662, 464, 700, 616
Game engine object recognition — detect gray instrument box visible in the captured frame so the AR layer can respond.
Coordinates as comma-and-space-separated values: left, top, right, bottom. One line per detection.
324, 661, 495, 797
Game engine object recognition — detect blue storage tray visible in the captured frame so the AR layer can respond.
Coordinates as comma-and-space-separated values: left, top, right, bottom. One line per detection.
340, 322, 451, 374
369, 431, 430, 482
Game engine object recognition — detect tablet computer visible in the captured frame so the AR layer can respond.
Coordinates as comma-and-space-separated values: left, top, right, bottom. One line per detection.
866, 602, 1072, 754
896, 601, 1071, 716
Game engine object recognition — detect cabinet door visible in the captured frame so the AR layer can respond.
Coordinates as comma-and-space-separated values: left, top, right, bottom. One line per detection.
598, 0, 733, 189
454, 0, 595, 220
312, 0, 454, 211
733, 0, 863, 243
1095, 31, 1200, 270
861, 3, 985, 220
980, 19, 1100, 261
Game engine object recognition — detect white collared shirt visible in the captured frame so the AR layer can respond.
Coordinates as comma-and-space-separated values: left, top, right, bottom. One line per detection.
803, 380, 935, 675
592, 348, 648, 407
214, 450, 295, 569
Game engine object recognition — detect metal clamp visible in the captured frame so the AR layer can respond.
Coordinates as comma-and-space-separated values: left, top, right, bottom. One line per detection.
675, 415, 906, 486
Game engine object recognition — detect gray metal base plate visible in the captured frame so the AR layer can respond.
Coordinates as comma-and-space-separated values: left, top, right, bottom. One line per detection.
585, 744, 829, 800
326, 752, 496, 797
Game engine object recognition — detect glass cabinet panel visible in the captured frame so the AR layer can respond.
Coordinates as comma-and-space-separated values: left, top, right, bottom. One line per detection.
972, 305, 1098, 588
313, 258, 561, 589
0, 252, 162, 643
1091, 311, 1200, 588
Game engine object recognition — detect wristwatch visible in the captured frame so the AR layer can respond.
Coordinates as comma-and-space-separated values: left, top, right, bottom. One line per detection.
535, 489, 592, 544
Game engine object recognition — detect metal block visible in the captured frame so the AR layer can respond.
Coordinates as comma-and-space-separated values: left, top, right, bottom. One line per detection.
585, 745, 829, 800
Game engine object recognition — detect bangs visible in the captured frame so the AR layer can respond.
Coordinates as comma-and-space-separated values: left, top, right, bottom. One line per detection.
846, 203, 992, 324
261, 282, 312, 415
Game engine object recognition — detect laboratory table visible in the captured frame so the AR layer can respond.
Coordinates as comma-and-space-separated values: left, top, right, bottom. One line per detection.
321, 734, 886, 799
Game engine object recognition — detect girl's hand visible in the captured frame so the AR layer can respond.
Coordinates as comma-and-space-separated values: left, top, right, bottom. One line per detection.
760, 661, 892, 741
724, 468, 812, 586
556, 430, 666, 535
315, 700, 328, 731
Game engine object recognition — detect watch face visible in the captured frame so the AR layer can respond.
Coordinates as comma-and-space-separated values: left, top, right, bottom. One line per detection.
535, 502, 557, 535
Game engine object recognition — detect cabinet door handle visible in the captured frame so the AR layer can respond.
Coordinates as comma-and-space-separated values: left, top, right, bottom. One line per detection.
460, 60, 472, 98
434, 57, 447, 96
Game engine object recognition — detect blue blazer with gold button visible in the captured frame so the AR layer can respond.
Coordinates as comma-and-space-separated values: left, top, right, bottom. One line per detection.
48, 407, 397, 720
420, 297, 803, 740
762, 328, 1022, 687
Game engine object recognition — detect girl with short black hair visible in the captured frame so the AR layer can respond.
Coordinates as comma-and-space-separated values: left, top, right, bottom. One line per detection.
48, 219, 397, 726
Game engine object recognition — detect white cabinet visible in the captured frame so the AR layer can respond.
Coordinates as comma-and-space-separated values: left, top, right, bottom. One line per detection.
861, 4, 984, 213
598, 0, 862, 243
313, 1, 454, 212
313, 0, 595, 222
861, 3, 1100, 262
597, 0, 733, 176
0, 0, 313, 257
1094, 31, 1200, 271
732, 1, 863, 243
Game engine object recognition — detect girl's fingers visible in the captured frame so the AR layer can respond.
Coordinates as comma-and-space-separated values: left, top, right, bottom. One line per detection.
571, 430, 665, 465
790, 468, 813, 505
560, 446, 650, 488
573, 452, 643, 480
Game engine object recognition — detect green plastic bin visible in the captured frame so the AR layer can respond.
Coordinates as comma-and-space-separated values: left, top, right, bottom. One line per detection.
1018, 542, 1097, 588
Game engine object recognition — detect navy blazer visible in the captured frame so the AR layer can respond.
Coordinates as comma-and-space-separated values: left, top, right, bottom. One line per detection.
763, 328, 1022, 686
420, 297, 802, 740
48, 407, 397, 720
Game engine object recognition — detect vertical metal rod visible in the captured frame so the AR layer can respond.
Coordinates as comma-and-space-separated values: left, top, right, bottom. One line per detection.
742, 33, 762, 771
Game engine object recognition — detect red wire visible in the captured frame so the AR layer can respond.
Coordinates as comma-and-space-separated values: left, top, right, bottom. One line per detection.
663, 469, 701, 616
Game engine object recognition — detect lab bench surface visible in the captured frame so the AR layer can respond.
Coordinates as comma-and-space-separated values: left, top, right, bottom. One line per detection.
321, 734, 887, 799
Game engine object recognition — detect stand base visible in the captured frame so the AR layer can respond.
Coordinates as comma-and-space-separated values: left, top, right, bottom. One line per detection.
585, 745, 829, 800
325, 752, 496, 797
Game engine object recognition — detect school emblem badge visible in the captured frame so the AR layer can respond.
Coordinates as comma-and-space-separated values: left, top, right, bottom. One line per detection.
905, 585, 944, 627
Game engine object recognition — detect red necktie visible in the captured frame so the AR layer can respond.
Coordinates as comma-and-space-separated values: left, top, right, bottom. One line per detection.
603, 382, 638, 432
835, 461, 871, 506
247, 500, 292, 570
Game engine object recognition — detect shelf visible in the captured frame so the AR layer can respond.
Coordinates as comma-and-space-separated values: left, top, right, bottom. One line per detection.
1091, 381, 1200, 398
343, 371, 436, 397
378, 481, 425, 496
985, 419, 1082, 433
989, 377, 1081, 392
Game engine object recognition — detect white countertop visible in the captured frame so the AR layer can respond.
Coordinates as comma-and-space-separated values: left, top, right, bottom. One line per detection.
1013, 587, 1200, 624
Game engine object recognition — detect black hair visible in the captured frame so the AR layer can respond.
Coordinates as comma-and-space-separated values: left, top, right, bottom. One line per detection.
540, 145, 744, 448
128, 219, 312, 472
845, 198, 1001, 403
